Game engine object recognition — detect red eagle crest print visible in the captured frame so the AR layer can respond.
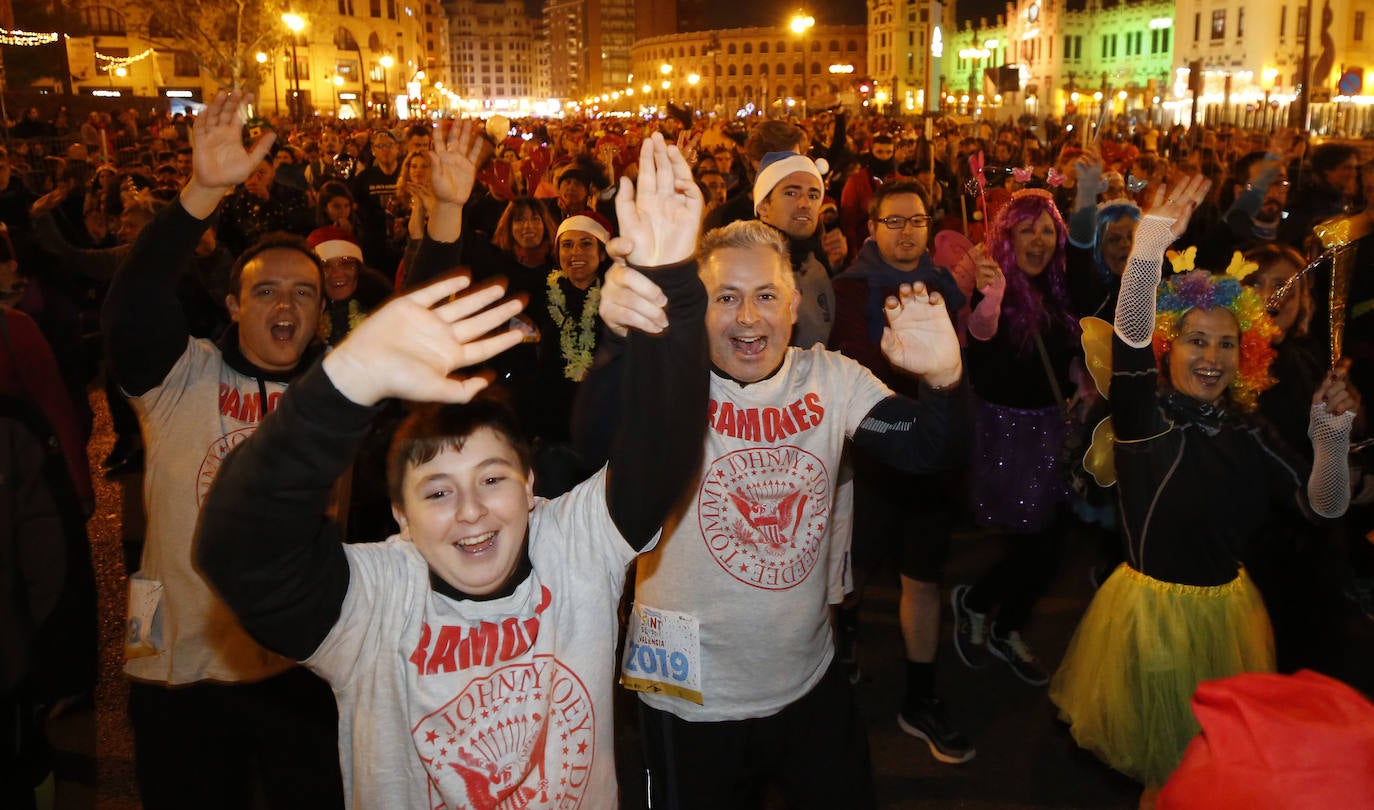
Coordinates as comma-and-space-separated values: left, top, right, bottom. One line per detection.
412, 656, 595, 809
698, 445, 830, 590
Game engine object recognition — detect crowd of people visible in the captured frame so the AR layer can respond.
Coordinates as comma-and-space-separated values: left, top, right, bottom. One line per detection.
3, 91, 1374, 810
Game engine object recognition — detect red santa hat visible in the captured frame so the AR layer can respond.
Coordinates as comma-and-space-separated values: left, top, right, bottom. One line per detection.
556, 212, 613, 245
306, 226, 364, 262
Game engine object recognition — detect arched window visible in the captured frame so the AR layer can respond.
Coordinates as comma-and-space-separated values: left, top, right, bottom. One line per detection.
728, 85, 737, 97
759, 42, 769, 54
368, 32, 382, 51
743, 85, 753, 98
793, 84, 803, 97
689, 46, 696, 56
759, 63, 769, 76
715, 64, 722, 77
743, 43, 752, 54
743, 64, 753, 76
810, 40, 820, 51
829, 40, 840, 51
810, 62, 821, 75
847, 40, 858, 51
81, 6, 126, 35
727, 43, 737, 54
776, 41, 786, 53
727, 64, 736, 76
678, 46, 685, 58
792, 61, 803, 74
777, 62, 786, 75
335, 27, 360, 50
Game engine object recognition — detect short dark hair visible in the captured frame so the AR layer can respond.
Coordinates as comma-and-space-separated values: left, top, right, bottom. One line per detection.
1311, 143, 1359, 176
226, 233, 324, 299
386, 395, 534, 504
744, 120, 804, 162
868, 179, 930, 220
406, 124, 432, 140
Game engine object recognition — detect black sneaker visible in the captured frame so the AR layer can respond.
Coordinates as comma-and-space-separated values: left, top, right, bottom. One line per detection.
950, 585, 991, 669
897, 697, 976, 764
986, 625, 1049, 686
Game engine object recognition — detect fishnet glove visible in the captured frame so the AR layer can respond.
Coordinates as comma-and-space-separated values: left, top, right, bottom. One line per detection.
1114, 215, 1176, 348
1308, 402, 1357, 518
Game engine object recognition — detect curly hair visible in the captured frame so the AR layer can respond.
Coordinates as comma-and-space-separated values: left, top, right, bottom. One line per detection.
988, 189, 1079, 351
1151, 270, 1281, 412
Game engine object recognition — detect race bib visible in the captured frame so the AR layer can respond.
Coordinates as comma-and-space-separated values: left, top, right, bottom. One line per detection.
125, 576, 164, 660
620, 604, 702, 704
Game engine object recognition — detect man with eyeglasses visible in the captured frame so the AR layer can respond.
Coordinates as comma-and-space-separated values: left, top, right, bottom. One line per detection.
351, 130, 403, 271
830, 179, 975, 765
1196, 149, 1292, 270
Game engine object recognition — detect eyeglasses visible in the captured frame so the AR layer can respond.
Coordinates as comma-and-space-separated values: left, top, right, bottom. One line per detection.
875, 214, 933, 230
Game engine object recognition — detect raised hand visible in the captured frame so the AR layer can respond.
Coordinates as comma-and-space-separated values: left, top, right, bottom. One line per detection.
321, 275, 524, 407
430, 118, 486, 207
188, 91, 275, 191
30, 186, 68, 218
970, 245, 1003, 292
880, 282, 962, 388
1146, 173, 1211, 238
598, 262, 669, 337
613, 133, 703, 268
1315, 359, 1360, 417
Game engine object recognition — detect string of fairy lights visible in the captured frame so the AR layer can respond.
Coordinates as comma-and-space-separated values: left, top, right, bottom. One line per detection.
0, 27, 64, 46
95, 48, 155, 72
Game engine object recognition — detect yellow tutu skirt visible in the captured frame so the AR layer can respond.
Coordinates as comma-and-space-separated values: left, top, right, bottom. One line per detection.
1049, 564, 1275, 787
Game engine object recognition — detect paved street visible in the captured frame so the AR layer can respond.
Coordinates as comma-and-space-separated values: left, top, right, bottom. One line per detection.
52, 392, 1374, 809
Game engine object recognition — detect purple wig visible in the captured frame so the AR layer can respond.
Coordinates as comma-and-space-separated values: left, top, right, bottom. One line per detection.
988, 189, 1080, 352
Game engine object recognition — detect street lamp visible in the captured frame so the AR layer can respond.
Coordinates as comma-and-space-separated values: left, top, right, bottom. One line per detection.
379, 54, 394, 120
789, 11, 815, 116
256, 51, 280, 116
282, 13, 306, 123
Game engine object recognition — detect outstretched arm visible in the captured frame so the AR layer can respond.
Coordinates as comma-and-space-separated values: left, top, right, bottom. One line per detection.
1114, 174, 1210, 348
1307, 362, 1358, 518
587, 134, 709, 549
405, 119, 486, 290
198, 277, 524, 659
103, 90, 274, 395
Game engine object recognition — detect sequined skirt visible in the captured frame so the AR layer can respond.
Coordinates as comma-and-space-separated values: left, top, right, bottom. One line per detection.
969, 399, 1067, 532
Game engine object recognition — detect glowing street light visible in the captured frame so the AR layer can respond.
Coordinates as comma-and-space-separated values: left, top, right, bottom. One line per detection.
379, 54, 394, 120
688, 73, 700, 85
255, 51, 268, 64
789, 11, 816, 116
281, 12, 306, 122
660, 63, 672, 76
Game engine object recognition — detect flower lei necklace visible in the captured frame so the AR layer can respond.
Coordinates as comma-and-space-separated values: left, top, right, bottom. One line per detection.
546, 270, 601, 382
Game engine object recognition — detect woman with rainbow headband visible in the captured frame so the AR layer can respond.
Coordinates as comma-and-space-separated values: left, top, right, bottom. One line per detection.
1049, 176, 1358, 807
951, 188, 1082, 686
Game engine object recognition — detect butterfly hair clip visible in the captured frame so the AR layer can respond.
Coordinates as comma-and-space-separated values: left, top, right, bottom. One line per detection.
1126, 174, 1149, 193
1046, 167, 1066, 188
1012, 166, 1033, 183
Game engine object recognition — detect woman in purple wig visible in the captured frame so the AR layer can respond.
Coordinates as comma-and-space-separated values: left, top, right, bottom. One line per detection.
950, 188, 1083, 686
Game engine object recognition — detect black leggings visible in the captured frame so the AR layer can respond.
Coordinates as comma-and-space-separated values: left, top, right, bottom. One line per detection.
964, 526, 1062, 632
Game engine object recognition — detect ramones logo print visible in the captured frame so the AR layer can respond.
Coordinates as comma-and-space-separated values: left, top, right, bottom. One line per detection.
413, 656, 595, 810
698, 445, 830, 590
196, 426, 258, 506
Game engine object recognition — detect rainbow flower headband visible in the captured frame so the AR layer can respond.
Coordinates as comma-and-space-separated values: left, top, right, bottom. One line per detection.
1150, 248, 1281, 412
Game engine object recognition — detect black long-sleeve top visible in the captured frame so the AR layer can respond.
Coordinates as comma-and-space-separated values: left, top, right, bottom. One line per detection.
1111, 335, 1309, 586
196, 260, 709, 661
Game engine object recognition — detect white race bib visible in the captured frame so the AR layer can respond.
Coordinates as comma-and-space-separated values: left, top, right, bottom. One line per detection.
620, 603, 703, 704
125, 575, 164, 660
